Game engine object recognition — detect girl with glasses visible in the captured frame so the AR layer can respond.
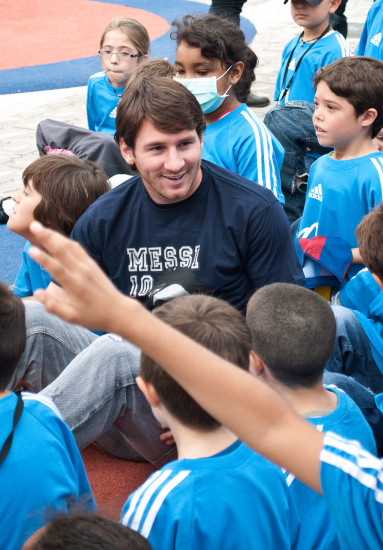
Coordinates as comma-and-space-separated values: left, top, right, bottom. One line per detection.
35, 18, 149, 177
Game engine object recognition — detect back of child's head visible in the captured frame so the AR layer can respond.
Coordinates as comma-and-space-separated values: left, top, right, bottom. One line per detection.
0, 281, 25, 392
140, 294, 251, 431
170, 14, 257, 103
246, 283, 335, 388
115, 76, 206, 150
356, 204, 383, 280
132, 58, 177, 80
22, 514, 153, 550
314, 56, 383, 138
23, 155, 110, 236
99, 17, 150, 58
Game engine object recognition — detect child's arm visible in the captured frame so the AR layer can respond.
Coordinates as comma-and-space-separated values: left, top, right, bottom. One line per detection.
28, 221, 324, 492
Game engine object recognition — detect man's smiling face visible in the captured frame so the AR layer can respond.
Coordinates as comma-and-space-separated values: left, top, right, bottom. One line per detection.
120, 120, 203, 205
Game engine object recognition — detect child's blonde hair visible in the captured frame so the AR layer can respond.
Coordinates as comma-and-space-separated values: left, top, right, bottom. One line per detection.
100, 18, 150, 58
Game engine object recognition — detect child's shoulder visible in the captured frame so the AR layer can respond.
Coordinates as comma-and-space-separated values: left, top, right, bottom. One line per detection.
19, 392, 63, 422
87, 71, 107, 89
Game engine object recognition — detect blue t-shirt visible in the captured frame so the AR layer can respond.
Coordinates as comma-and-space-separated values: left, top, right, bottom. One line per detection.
339, 269, 383, 375
202, 104, 285, 203
121, 441, 300, 550
298, 152, 383, 281
12, 242, 52, 297
320, 431, 383, 549
0, 392, 96, 549
355, 0, 383, 60
71, 160, 304, 312
86, 71, 124, 134
286, 386, 376, 550
275, 31, 349, 103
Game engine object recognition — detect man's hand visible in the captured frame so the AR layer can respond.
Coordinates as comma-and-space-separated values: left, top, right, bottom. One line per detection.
28, 221, 138, 333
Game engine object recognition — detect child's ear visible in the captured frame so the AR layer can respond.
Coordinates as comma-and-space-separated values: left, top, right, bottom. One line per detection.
249, 350, 265, 377
230, 61, 244, 85
361, 108, 378, 129
136, 376, 161, 407
329, 0, 342, 14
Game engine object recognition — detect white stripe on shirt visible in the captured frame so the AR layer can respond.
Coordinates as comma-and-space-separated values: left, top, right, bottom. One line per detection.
141, 470, 191, 538
21, 392, 62, 418
122, 470, 168, 528
335, 33, 350, 57
370, 157, 383, 197
321, 432, 383, 503
241, 108, 278, 197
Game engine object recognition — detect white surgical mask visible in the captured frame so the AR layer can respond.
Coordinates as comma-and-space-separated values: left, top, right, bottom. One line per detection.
174, 65, 232, 114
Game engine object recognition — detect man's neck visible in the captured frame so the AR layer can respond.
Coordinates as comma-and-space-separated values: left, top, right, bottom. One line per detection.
169, 419, 238, 460
268, 378, 338, 417
302, 19, 331, 42
0, 390, 10, 400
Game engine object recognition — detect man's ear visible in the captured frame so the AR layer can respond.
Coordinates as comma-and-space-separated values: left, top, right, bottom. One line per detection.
119, 138, 135, 166
249, 350, 265, 377
361, 108, 378, 129
136, 376, 161, 407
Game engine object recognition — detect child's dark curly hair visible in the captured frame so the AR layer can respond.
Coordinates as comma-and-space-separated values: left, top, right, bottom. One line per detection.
171, 14, 258, 103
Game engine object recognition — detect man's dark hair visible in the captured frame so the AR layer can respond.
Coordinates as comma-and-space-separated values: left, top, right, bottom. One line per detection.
314, 56, 383, 138
140, 294, 251, 431
24, 514, 153, 550
23, 155, 110, 236
0, 282, 26, 391
171, 14, 258, 103
246, 283, 335, 388
115, 76, 206, 150
356, 204, 383, 280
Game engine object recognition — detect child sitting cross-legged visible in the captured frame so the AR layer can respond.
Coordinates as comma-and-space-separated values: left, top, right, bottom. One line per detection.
121, 294, 300, 550
0, 281, 95, 550
246, 282, 377, 550
7, 154, 110, 298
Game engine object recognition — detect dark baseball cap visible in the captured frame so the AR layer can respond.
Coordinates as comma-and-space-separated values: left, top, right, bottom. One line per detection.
284, 0, 324, 5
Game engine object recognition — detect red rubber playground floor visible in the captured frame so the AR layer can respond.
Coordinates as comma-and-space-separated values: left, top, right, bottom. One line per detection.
0, 0, 255, 94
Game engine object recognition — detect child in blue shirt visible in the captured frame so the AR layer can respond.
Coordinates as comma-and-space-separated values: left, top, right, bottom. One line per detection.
121, 294, 300, 550
264, 0, 350, 222
297, 56, 383, 288
0, 281, 96, 549
172, 14, 285, 204
7, 154, 110, 297
247, 282, 376, 550
326, 204, 383, 398
355, 0, 383, 60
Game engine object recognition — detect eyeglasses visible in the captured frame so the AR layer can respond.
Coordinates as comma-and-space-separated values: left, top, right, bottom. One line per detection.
98, 49, 141, 59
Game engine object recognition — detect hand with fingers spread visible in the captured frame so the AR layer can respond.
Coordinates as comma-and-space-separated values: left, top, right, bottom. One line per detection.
28, 221, 137, 333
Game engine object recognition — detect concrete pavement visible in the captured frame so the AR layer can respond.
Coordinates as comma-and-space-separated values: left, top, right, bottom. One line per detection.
0, 0, 371, 198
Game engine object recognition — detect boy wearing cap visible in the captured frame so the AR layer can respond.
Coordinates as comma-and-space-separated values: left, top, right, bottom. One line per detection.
264, 0, 349, 222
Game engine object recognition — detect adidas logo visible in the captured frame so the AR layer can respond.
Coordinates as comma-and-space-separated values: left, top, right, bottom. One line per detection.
288, 58, 296, 72
371, 33, 381, 47
109, 107, 117, 119
308, 183, 323, 202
